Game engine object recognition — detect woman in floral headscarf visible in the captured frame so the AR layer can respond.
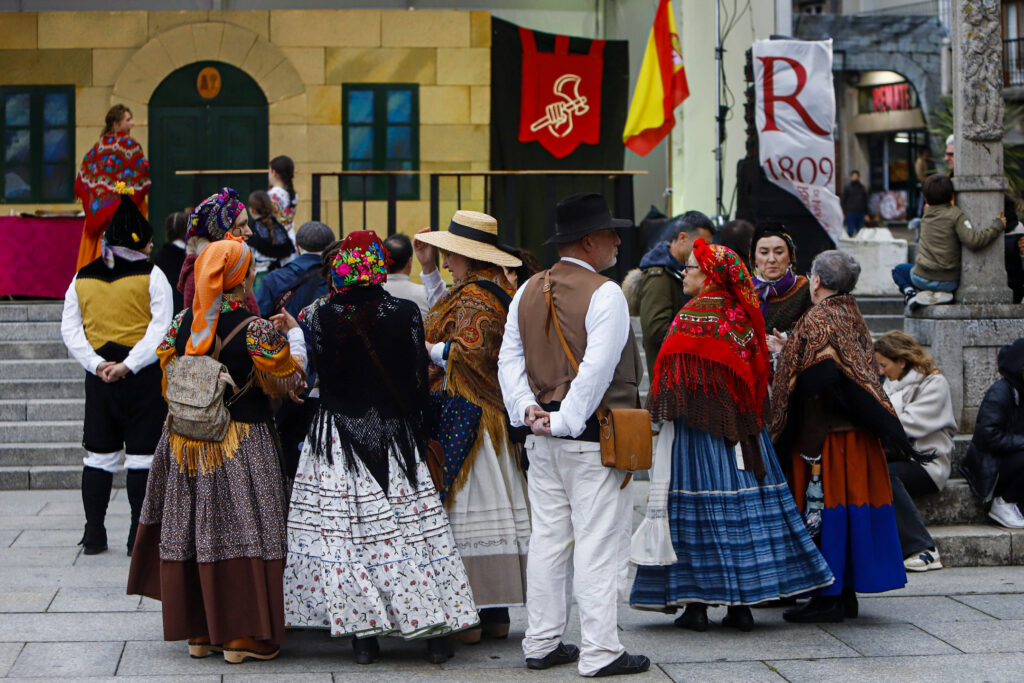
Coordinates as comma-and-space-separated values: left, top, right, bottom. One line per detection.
127, 237, 306, 664
629, 239, 833, 632
283, 231, 478, 666
178, 188, 255, 312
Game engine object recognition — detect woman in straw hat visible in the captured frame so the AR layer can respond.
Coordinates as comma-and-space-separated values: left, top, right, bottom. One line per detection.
414, 211, 531, 643
127, 237, 307, 664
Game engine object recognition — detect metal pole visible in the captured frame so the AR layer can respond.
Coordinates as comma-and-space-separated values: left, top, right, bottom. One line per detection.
714, 0, 724, 218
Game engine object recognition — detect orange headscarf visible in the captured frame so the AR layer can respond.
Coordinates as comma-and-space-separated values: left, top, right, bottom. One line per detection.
186, 236, 252, 356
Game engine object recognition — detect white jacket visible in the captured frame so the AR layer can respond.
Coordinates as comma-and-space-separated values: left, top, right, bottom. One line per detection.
882, 369, 958, 489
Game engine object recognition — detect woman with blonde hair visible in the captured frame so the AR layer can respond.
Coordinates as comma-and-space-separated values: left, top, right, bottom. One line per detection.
875, 330, 957, 571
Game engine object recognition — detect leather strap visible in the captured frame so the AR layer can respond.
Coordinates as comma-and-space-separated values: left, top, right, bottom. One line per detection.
543, 271, 608, 416
213, 315, 258, 403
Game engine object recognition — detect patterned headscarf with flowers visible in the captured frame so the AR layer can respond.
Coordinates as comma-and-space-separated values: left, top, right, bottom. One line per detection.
646, 238, 771, 477
328, 230, 391, 293
186, 187, 246, 242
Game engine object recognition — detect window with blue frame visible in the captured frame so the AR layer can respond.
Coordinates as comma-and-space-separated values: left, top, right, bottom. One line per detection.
1, 86, 75, 203
343, 84, 419, 201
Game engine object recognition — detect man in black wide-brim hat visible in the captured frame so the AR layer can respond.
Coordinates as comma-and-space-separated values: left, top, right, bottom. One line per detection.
498, 192, 650, 677
61, 187, 173, 557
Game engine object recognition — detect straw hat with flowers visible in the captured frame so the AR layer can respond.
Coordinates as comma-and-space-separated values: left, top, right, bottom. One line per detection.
414, 210, 522, 268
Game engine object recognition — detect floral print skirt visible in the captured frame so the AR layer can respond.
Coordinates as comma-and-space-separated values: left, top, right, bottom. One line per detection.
283, 429, 479, 640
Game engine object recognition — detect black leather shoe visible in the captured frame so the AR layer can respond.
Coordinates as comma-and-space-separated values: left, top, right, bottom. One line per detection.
425, 636, 451, 664
673, 603, 708, 631
593, 652, 651, 677
352, 636, 379, 665
722, 606, 754, 631
842, 589, 859, 619
783, 596, 844, 623
525, 642, 580, 670
752, 596, 798, 608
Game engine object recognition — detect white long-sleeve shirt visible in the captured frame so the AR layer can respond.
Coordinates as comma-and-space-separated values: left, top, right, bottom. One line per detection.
498, 257, 631, 439
422, 268, 446, 310
61, 267, 174, 375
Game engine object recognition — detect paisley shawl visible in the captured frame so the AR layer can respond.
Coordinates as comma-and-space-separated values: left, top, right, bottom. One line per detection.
424, 265, 516, 502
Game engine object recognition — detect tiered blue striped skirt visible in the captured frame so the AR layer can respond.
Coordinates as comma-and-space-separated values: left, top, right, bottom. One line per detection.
630, 417, 834, 609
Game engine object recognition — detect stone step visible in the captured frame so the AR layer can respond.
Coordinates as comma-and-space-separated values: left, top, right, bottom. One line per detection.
0, 442, 83, 467
0, 358, 82, 380
0, 399, 85, 421
931, 524, 1024, 567
855, 296, 905, 316
0, 465, 125, 490
863, 314, 904, 335
0, 321, 61, 341
0, 340, 70, 360
917, 479, 988, 526
0, 420, 83, 443
0, 379, 84, 400
0, 302, 64, 322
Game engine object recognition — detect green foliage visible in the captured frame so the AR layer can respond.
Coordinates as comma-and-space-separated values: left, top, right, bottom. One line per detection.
928, 96, 1024, 198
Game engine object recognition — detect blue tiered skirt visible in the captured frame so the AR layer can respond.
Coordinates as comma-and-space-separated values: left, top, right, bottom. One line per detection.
630, 416, 834, 609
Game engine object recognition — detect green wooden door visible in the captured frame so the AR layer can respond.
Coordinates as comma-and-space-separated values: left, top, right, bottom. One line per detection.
149, 61, 268, 246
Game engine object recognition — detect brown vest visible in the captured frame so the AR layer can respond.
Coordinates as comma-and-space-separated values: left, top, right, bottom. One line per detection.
518, 260, 643, 412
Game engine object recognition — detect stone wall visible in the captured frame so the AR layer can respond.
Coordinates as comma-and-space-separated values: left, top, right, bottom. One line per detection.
0, 9, 491, 243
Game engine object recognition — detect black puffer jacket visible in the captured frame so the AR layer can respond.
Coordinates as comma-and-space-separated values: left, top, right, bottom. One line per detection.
961, 339, 1024, 500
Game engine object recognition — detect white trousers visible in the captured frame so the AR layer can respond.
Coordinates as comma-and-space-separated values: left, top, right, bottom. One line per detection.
83, 451, 152, 473
521, 434, 631, 676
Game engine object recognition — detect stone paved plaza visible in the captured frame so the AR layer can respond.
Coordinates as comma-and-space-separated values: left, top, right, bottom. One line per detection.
2, 486, 1024, 682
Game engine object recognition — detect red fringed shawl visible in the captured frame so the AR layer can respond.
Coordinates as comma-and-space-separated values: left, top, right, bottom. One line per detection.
75, 133, 151, 232
646, 240, 771, 475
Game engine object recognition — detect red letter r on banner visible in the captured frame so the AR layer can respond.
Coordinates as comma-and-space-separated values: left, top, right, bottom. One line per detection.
758, 56, 830, 136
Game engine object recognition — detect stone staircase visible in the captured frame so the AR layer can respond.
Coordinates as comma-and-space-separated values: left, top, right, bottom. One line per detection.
0, 301, 100, 490
0, 300, 1019, 566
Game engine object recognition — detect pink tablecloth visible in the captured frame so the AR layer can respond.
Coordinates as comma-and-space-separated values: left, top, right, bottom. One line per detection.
0, 216, 83, 299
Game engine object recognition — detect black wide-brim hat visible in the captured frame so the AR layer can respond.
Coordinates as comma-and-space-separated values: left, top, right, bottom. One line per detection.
545, 192, 634, 245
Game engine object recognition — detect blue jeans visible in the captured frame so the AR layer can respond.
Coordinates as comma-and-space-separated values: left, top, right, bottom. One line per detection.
846, 213, 865, 236
891, 263, 958, 294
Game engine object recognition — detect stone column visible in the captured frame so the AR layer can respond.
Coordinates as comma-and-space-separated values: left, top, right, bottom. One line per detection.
951, 0, 1007, 304
906, 1, 1024, 434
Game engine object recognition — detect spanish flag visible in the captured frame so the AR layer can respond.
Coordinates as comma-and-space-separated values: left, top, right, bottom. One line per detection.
623, 0, 689, 156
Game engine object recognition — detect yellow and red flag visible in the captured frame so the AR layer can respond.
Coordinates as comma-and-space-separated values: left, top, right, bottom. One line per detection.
623, 0, 689, 156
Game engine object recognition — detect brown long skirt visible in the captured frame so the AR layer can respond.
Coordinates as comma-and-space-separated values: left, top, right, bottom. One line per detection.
126, 421, 288, 645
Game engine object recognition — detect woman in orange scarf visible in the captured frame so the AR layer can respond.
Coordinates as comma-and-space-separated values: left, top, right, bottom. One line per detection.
127, 237, 306, 664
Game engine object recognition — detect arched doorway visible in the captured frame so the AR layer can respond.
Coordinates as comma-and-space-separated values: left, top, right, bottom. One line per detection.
149, 61, 268, 244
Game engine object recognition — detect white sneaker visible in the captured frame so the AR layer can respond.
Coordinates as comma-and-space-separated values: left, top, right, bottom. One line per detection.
913, 290, 954, 306
988, 497, 1024, 529
904, 548, 943, 572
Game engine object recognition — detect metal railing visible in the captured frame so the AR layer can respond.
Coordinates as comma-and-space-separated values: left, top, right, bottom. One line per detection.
1006, 38, 1024, 88
176, 168, 644, 275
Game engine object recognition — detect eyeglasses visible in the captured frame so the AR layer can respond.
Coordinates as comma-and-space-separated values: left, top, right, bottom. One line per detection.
681, 265, 701, 272
944, 152, 954, 158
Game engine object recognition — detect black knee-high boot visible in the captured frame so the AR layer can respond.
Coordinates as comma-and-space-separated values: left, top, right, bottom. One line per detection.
125, 468, 149, 557
80, 466, 113, 555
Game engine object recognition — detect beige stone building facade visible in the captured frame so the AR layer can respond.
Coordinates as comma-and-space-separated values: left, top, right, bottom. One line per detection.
0, 9, 492, 243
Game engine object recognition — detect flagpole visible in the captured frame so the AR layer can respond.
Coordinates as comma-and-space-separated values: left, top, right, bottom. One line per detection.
714, 0, 724, 220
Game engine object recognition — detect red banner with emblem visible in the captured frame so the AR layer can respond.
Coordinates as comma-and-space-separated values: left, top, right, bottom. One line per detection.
517, 27, 605, 159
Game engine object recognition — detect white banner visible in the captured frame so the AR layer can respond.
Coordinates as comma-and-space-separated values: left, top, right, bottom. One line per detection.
753, 39, 843, 245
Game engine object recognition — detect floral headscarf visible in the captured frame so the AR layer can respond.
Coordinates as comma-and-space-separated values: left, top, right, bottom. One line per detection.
328, 230, 391, 293
187, 187, 246, 242
646, 239, 771, 476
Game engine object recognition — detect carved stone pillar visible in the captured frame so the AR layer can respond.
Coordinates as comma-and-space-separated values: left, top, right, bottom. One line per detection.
951, 0, 1007, 304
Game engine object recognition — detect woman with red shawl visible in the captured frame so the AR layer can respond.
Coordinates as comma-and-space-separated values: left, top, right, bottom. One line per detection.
629, 239, 833, 632
75, 105, 150, 270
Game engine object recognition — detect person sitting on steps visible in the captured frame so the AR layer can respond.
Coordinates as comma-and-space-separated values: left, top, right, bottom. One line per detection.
892, 174, 1006, 307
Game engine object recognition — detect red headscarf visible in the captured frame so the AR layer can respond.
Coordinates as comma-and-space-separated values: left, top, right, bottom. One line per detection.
647, 239, 771, 443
